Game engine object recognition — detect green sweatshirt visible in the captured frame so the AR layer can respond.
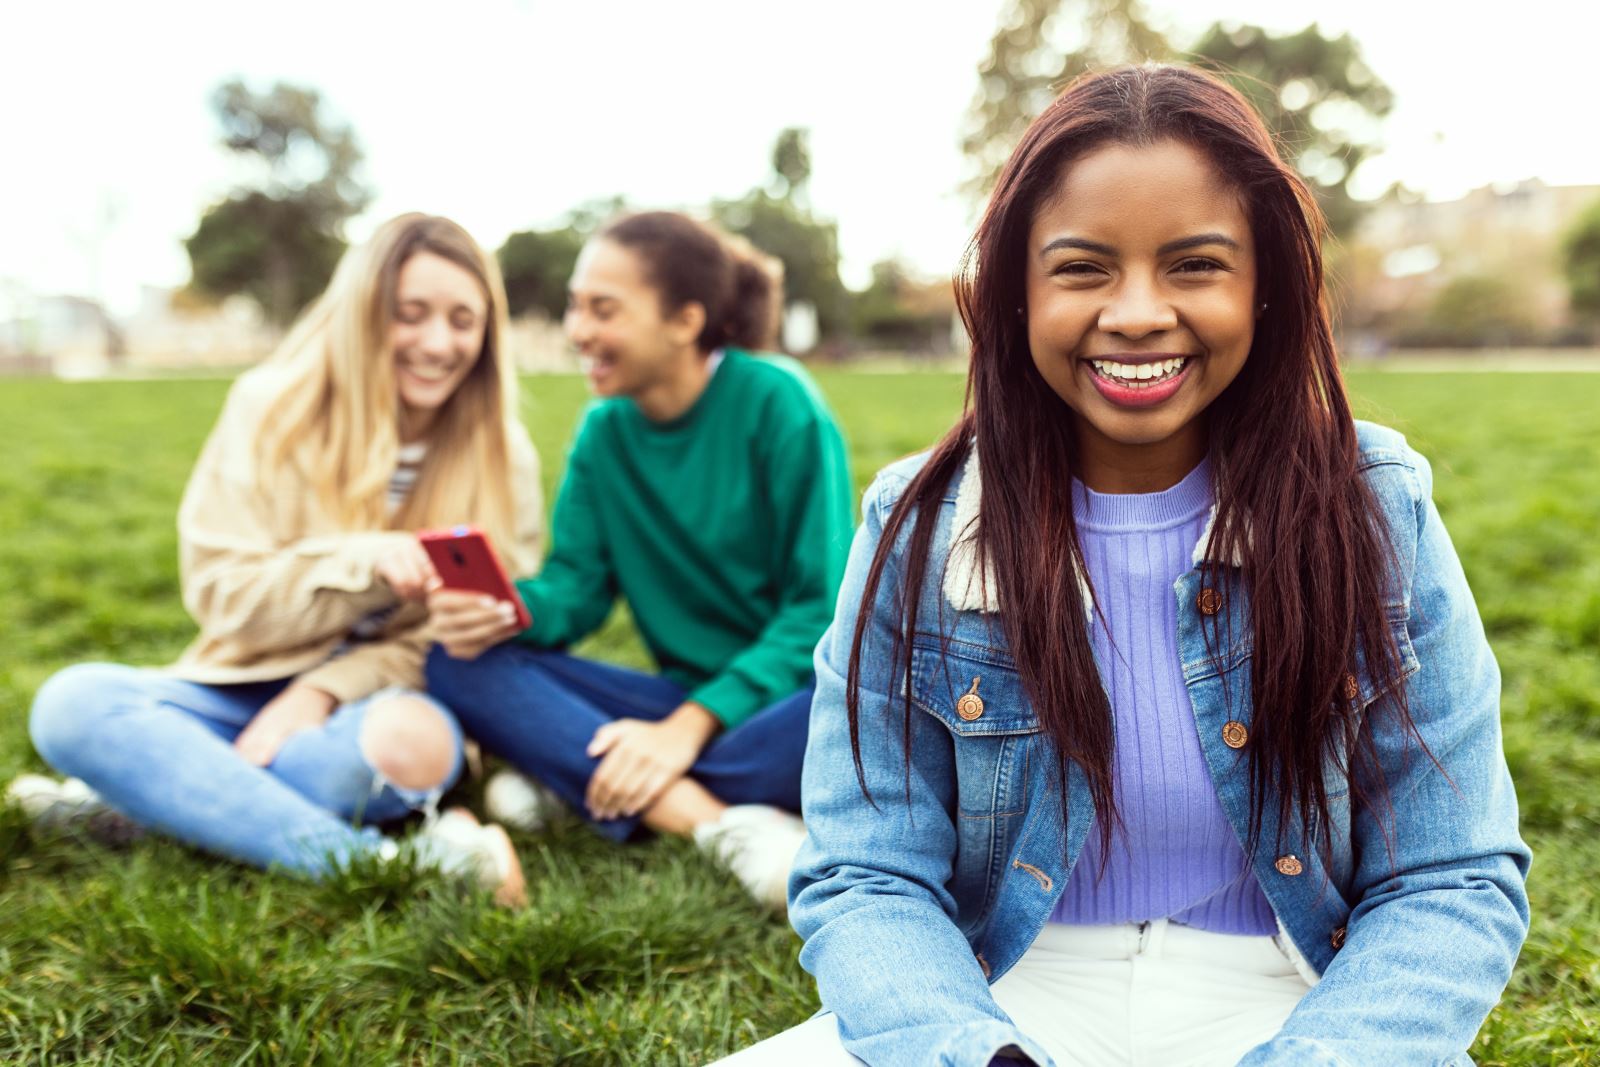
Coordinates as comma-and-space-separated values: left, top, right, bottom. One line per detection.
514, 350, 854, 729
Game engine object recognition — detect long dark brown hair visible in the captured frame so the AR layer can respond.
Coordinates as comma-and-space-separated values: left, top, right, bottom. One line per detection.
847, 65, 1416, 862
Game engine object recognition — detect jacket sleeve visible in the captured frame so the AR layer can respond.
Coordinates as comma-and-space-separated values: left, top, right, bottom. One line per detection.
1241, 450, 1531, 1066
688, 412, 854, 728
177, 379, 413, 652
787, 474, 1055, 1067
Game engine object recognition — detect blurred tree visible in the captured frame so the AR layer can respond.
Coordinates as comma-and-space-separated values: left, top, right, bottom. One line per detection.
185, 81, 370, 328
713, 192, 850, 339
1561, 195, 1600, 328
852, 259, 913, 340
498, 197, 627, 320
961, 0, 1170, 200
715, 128, 849, 341
498, 227, 587, 320
1187, 23, 1394, 234
852, 258, 953, 351
1394, 274, 1542, 348
560, 195, 630, 235
771, 127, 813, 203
962, 6, 1395, 234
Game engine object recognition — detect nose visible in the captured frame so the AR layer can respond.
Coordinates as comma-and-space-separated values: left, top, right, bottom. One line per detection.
420, 314, 454, 356
1097, 277, 1178, 340
564, 307, 594, 350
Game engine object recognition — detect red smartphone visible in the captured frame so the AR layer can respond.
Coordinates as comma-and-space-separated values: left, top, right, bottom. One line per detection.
418, 525, 531, 630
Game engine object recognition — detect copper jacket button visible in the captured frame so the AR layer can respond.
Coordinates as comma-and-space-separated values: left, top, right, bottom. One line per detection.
1330, 925, 1348, 950
1221, 721, 1249, 749
956, 678, 984, 721
1343, 674, 1360, 701
1195, 588, 1223, 615
1274, 855, 1304, 876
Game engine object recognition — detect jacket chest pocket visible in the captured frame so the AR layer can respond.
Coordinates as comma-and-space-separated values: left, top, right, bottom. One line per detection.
1189, 595, 1419, 886
910, 635, 1039, 921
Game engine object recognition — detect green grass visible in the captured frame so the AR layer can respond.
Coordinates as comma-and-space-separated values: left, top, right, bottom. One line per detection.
1, 369, 1595, 1063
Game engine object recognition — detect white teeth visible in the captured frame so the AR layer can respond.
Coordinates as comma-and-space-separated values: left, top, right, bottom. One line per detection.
1089, 357, 1189, 385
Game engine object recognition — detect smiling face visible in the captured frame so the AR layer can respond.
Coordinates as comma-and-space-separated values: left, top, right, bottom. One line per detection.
389, 251, 488, 439
563, 237, 703, 399
1024, 138, 1258, 490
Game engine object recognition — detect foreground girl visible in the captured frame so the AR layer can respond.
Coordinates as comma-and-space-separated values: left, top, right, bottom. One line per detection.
734, 66, 1529, 1065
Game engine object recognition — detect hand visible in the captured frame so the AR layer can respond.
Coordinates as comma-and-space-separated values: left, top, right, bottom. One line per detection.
235, 683, 337, 766
427, 585, 523, 660
585, 702, 720, 820
376, 538, 438, 602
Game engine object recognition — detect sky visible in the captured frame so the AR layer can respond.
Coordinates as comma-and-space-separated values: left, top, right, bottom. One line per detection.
3, 0, 1596, 316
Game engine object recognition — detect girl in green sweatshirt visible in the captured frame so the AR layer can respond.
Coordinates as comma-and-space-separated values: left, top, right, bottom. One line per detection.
425, 212, 854, 908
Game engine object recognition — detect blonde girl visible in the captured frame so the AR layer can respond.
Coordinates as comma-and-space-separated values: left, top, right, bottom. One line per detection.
13, 214, 541, 904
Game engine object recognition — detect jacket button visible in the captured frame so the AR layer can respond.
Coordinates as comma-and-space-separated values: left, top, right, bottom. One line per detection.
1221, 721, 1249, 749
1330, 925, 1347, 950
1343, 673, 1360, 701
956, 677, 984, 721
1195, 588, 1223, 615
976, 952, 992, 978
1274, 855, 1304, 876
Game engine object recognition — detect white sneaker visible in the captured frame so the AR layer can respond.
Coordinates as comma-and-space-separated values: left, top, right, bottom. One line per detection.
693, 804, 809, 911
410, 807, 527, 908
6, 773, 106, 824
483, 769, 562, 832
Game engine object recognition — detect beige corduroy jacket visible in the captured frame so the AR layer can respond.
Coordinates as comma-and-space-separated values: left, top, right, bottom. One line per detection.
163, 366, 544, 704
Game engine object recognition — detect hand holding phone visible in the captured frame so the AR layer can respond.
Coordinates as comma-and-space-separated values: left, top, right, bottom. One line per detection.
420, 526, 531, 658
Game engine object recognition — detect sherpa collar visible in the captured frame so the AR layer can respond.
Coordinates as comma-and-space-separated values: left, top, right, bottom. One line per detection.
941, 445, 1242, 614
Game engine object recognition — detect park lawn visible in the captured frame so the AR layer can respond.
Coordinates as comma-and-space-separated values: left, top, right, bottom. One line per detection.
0, 368, 1595, 1064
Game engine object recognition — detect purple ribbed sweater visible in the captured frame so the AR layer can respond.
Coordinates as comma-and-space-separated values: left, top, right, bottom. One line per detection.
1050, 457, 1275, 934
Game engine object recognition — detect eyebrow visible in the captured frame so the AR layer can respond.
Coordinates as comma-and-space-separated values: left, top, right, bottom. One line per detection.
1039, 233, 1241, 257
398, 296, 483, 315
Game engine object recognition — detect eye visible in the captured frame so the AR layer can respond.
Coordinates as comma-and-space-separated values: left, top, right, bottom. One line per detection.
1052, 261, 1107, 278
451, 311, 478, 331
1173, 257, 1226, 274
395, 304, 426, 325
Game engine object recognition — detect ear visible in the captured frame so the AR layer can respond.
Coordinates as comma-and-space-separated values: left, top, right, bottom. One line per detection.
664, 300, 707, 349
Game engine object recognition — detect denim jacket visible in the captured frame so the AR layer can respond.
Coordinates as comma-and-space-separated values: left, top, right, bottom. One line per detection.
789, 421, 1530, 1067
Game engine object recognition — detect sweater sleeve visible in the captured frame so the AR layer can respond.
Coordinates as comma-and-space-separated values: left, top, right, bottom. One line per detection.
688, 410, 854, 728
177, 379, 412, 651
513, 413, 618, 649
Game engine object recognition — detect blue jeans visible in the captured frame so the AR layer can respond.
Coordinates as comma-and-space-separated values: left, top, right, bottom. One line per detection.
426, 644, 812, 841
28, 662, 464, 876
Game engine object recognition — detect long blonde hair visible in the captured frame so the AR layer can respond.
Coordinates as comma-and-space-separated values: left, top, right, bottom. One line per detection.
254, 213, 521, 553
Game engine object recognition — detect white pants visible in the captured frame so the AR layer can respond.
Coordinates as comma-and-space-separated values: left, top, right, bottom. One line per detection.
719, 920, 1312, 1067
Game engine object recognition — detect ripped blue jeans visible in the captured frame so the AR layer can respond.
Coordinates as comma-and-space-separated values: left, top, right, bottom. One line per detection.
27, 662, 463, 877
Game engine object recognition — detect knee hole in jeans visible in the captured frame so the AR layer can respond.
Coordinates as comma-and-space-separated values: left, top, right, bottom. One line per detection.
358, 695, 458, 793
